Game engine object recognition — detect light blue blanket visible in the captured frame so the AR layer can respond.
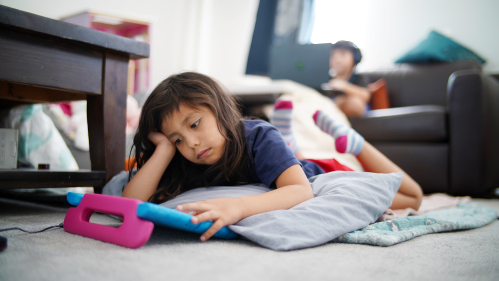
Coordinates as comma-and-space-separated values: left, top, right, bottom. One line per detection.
333, 202, 498, 246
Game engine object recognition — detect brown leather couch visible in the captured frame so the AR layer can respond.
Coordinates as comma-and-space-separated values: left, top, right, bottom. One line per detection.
352, 61, 499, 197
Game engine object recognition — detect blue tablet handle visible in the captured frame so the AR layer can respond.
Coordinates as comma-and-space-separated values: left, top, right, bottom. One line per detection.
66, 192, 238, 240
137, 203, 238, 239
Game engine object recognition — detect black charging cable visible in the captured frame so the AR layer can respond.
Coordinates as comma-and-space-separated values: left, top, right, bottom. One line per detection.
0, 223, 63, 234
0, 223, 63, 251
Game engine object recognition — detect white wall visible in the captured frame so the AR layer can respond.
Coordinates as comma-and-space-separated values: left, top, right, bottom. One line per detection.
0, 0, 259, 89
358, 0, 499, 73
2, 0, 497, 89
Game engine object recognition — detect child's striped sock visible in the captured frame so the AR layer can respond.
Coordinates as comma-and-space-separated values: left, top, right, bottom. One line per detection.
270, 100, 299, 154
313, 110, 364, 155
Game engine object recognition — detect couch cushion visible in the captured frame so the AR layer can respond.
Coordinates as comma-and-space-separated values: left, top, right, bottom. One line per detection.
360, 61, 482, 107
350, 105, 447, 142
372, 143, 449, 193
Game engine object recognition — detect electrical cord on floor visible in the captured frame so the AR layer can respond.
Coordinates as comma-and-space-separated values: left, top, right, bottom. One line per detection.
0, 223, 63, 251
0, 223, 64, 234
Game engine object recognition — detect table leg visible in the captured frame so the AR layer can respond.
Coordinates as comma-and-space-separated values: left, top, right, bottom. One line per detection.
87, 52, 128, 193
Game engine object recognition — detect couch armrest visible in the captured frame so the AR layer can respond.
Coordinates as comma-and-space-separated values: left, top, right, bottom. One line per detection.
447, 70, 499, 196
350, 105, 447, 142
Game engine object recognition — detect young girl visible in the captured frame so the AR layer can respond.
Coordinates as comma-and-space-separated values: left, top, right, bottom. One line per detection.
122, 72, 423, 242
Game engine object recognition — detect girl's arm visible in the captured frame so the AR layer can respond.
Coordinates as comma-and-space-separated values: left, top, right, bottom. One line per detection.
239, 164, 313, 217
176, 164, 313, 241
122, 132, 176, 202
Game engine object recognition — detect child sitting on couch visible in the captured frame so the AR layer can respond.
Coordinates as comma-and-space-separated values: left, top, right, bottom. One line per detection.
327, 41, 371, 117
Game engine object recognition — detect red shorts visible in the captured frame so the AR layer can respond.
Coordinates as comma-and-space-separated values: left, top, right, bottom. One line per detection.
305, 158, 353, 173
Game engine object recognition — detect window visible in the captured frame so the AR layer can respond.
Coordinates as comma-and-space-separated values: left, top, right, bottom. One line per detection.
310, 0, 368, 48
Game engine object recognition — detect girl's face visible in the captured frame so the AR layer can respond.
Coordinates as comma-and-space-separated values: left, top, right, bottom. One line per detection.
161, 104, 226, 165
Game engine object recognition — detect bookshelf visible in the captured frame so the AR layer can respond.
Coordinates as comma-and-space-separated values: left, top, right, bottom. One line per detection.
61, 11, 151, 96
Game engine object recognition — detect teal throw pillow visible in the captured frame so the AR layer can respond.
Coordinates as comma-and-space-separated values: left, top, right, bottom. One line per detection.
395, 30, 486, 64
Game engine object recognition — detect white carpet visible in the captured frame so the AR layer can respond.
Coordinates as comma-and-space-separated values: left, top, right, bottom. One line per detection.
1, 197, 498, 281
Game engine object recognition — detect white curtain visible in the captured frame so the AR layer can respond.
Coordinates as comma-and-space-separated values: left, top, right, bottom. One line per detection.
173, 0, 259, 83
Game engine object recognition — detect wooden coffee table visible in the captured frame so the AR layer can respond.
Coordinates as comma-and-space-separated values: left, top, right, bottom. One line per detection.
0, 5, 149, 193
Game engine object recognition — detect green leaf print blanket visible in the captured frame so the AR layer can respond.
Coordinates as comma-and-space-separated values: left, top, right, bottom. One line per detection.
333, 202, 498, 246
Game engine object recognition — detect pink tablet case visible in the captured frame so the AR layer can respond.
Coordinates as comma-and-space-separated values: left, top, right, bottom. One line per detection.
63, 193, 154, 249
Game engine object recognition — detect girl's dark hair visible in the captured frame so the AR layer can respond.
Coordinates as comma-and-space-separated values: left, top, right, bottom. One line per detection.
130, 72, 248, 203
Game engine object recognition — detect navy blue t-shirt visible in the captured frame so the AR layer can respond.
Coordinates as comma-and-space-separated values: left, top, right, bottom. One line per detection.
185, 119, 324, 189
243, 119, 324, 187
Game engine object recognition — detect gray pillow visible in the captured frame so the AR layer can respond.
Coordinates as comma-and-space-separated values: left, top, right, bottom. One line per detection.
103, 170, 402, 250
161, 171, 402, 251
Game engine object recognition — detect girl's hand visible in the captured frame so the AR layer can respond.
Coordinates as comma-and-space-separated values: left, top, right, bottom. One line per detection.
148, 131, 176, 153
148, 130, 169, 146
176, 198, 245, 241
